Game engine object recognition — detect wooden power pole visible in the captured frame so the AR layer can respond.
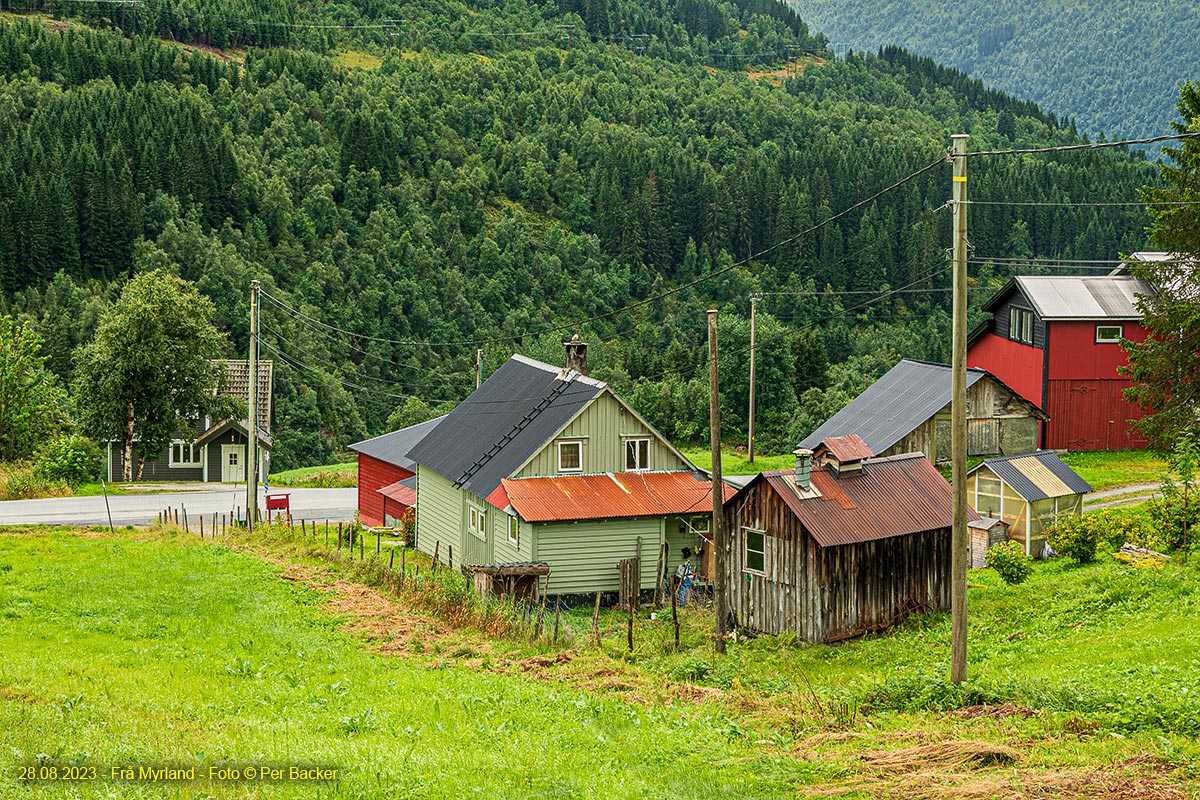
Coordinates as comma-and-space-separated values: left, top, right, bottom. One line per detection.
247, 280, 260, 532
950, 134, 969, 684
747, 294, 758, 464
708, 309, 728, 654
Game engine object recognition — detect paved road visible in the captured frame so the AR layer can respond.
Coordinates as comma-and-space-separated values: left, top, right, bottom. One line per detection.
0, 487, 358, 527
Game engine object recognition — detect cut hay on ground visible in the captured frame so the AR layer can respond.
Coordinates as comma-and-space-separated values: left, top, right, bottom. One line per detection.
861, 740, 1020, 772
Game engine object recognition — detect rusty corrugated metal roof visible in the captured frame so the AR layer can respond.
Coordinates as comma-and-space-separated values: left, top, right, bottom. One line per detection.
378, 480, 416, 507
816, 434, 875, 462
503, 471, 736, 523
758, 453, 977, 547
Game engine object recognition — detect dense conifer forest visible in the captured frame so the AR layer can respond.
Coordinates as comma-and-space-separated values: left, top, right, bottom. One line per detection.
787, 0, 1200, 143
0, 1, 1164, 469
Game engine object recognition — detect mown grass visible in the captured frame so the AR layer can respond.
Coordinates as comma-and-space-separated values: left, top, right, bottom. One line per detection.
1060, 449, 1169, 491
679, 447, 794, 476
0, 528, 808, 799
333, 49, 383, 70
4, 524, 1199, 797
269, 462, 356, 488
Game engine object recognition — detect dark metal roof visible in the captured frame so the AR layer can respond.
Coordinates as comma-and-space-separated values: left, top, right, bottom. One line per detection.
348, 415, 446, 471
799, 359, 990, 454
406, 355, 605, 500
968, 451, 1092, 501
747, 453, 976, 547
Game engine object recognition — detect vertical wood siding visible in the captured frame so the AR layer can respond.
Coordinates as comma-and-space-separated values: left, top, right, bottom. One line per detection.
516, 392, 690, 477
725, 480, 951, 641
534, 517, 663, 595
356, 454, 411, 527
415, 466, 464, 567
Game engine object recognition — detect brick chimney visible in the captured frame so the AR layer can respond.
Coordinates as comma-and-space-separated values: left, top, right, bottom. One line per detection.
564, 334, 588, 376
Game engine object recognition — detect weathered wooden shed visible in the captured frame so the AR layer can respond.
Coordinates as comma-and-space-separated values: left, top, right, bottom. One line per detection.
965, 451, 1092, 558
724, 435, 971, 642
799, 359, 1046, 464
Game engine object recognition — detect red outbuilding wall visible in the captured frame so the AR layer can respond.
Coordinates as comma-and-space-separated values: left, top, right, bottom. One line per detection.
356, 453, 413, 527
1042, 320, 1149, 450
967, 333, 1044, 412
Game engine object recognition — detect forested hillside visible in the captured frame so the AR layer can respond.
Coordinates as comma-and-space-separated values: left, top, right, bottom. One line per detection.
787, 0, 1200, 143
0, 3, 1163, 471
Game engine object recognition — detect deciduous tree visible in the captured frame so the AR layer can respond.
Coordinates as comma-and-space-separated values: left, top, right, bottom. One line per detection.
73, 267, 236, 481
0, 315, 68, 462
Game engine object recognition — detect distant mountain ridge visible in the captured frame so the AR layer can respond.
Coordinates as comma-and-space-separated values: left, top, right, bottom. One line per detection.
787, 0, 1200, 142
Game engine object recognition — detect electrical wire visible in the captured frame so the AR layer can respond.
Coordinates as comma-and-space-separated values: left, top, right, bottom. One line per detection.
968, 199, 1200, 208
959, 132, 1200, 157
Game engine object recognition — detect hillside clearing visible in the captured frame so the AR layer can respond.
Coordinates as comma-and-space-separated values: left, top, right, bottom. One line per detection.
1, 527, 1197, 798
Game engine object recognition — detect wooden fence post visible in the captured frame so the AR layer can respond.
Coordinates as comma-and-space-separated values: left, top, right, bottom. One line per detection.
592, 591, 602, 646
671, 576, 680, 650
653, 542, 666, 608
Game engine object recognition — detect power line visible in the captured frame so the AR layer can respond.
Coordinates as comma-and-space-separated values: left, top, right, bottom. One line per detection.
959, 132, 1200, 157
259, 152, 948, 349
968, 199, 1200, 208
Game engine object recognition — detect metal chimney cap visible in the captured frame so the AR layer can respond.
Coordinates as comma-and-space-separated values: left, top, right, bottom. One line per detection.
793, 448, 813, 456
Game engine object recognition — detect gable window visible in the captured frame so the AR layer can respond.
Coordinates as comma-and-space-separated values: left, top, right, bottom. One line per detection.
508, 516, 519, 546
557, 440, 582, 472
744, 527, 766, 575
1009, 307, 1034, 345
1095, 324, 1123, 344
467, 504, 487, 541
169, 440, 200, 467
625, 438, 650, 471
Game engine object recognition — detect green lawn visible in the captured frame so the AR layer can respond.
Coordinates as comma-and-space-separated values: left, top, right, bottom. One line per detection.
1059, 449, 1170, 491
269, 462, 356, 488
679, 447, 794, 476
0, 530, 806, 799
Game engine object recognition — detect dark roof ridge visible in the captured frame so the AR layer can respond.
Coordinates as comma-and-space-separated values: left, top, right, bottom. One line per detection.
897, 357, 987, 375
510, 353, 607, 389
864, 451, 927, 464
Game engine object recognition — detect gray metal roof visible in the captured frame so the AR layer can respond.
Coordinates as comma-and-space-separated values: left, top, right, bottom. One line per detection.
348, 415, 446, 471
798, 359, 989, 454
1011, 275, 1150, 320
968, 451, 1092, 501
406, 355, 605, 500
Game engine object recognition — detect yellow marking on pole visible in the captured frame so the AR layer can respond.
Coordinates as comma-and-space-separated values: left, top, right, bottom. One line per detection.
953, 175, 967, 182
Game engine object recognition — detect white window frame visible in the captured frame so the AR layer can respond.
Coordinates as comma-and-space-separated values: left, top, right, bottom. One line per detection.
1009, 306, 1034, 345
624, 437, 650, 471
467, 504, 487, 541
743, 527, 767, 576
557, 440, 583, 473
169, 439, 201, 467
507, 515, 519, 546
1095, 324, 1123, 344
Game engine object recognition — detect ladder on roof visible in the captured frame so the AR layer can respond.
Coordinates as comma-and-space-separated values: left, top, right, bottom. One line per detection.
454, 377, 575, 489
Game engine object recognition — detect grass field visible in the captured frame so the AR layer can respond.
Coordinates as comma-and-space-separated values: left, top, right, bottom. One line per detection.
1060, 450, 1170, 491
269, 462, 357, 488
679, 447, 794, 475
2, 525, 1198, 798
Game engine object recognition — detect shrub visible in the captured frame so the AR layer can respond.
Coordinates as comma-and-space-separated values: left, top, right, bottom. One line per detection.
0, 461, 70, 501
1045, 514, 1101, 563
33, 435, 102, 487
985, 541, 1032, 584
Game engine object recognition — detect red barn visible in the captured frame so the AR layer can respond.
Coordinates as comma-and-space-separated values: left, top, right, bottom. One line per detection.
967, 275, 1152, 450
347, 416, 444, 527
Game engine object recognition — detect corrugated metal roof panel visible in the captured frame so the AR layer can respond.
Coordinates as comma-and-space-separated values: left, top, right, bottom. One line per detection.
1014, 275, 1150, 320
377, 480, 416, 506
818, 434, 875, 461
760, 453, 976, 547
503, 471, 735, 523
969, 451, 1092, 501
799, 359, 990, 454
407, 356, 605, 499
348, 415, 446, 470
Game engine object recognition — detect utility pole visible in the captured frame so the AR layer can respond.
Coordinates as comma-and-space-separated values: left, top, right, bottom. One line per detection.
247, 280, 260, 532
708, 309, 728, 654
747, 295, 759, 464
950, 134, 969, 684
476, 349, 483, 389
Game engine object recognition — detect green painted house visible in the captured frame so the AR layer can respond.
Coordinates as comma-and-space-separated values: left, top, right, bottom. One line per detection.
406, 347, 730, 596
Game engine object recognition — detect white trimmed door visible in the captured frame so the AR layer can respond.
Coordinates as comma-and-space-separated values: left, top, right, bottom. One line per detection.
221, 445, 245, 482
